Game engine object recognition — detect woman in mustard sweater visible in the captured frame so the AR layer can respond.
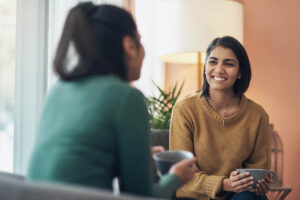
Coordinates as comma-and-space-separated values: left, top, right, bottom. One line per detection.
170, 36, 272, 200
27, 2, 198, 199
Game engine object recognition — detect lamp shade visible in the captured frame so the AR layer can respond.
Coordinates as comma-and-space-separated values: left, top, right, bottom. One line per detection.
157, 0, 243, 63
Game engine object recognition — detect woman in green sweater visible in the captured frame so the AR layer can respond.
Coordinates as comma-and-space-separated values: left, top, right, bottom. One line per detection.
27, 2, 198, 199
170, 36, 272, 200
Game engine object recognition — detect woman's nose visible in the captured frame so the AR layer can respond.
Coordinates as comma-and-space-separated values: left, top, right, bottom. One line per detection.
215, 63, 225, 73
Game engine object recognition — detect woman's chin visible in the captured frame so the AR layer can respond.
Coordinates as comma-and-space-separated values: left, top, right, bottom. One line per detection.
209, 86, 234, 93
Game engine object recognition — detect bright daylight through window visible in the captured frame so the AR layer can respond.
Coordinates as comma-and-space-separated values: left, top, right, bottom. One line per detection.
0, 0, 16, 172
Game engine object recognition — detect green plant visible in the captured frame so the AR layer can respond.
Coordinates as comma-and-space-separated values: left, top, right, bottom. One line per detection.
146, 81, 184, 129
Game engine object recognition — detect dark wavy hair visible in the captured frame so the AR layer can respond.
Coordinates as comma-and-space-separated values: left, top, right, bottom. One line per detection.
201, 36, 251, 98
54, 2, 138, 81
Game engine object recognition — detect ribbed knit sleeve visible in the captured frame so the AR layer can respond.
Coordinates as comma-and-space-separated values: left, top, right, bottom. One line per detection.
170, 103, 226, 199
116, 88, 181, 198
169, 103, 194, 152
176, 172, 227, 199
115, 88, 152, 196
244, 113, 271, 169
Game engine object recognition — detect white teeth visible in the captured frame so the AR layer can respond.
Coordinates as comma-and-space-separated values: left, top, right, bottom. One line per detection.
214, 76, 225, 81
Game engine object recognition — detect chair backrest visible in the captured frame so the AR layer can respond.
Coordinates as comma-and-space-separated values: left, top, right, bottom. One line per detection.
150, 129, 169, 150
0, 171, 25, 181
0, 175, 160, 200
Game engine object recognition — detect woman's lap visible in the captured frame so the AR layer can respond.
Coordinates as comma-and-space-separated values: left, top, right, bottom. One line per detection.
231, 192, 268, 200
173, 192, 268, 200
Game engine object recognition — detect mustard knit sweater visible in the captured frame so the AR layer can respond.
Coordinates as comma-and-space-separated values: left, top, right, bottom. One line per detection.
169, 94, 271, 200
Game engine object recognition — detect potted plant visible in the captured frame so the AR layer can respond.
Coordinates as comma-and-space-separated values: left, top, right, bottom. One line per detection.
146, 81, 184, 150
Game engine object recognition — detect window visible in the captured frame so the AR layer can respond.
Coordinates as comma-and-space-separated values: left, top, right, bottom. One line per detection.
0, 0, 16, 173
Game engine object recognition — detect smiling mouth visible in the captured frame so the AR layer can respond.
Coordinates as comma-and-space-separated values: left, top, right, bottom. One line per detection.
213, 76, 227, 81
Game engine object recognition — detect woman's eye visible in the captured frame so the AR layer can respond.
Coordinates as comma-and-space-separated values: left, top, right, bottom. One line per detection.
208, 61, 217, 64
225, 63, 235, 66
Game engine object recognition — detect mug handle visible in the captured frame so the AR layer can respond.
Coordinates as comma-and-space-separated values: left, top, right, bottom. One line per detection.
266, 170, 275, 180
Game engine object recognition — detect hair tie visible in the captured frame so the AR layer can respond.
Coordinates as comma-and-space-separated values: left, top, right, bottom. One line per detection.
78, 2, 97, 16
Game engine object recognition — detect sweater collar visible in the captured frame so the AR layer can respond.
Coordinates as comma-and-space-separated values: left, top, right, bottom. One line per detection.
199, 94, 248, 125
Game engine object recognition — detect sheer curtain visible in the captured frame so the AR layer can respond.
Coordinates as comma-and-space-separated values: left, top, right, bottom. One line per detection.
47, 0, 122, 91
134, 0, 165, 96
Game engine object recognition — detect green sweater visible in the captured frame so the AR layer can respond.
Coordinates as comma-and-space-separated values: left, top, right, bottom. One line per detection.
169, 94, 271, 200
27, 75, 181, 198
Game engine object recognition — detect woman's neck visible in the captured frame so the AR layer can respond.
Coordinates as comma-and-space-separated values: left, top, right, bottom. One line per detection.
207, 89, 240, 117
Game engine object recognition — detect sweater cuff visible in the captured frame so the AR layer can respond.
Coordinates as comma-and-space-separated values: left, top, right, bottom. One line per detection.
205, 175, 226, 199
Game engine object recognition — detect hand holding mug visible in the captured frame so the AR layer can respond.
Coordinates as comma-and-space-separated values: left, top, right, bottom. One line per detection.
223, 171, 254, 193
254, 176, 273, 196
236, 168, 275, 195
153, 150, 198, 183
169, 157, 198, 184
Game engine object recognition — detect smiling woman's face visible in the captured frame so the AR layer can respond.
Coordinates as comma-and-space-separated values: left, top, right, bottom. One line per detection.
205, 45, 241, 93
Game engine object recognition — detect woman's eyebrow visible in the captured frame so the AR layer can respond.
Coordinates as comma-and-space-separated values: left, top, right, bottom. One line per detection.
208, 57, 218, 60
224, 58, 237, 63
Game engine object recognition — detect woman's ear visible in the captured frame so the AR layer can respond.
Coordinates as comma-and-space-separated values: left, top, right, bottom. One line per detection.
237, 71, 241, 79
123, 36, 137, 58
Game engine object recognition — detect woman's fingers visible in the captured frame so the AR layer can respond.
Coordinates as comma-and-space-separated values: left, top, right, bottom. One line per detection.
233, 178, 254, 192
230, 171, 254, 193
169, 158, 198, 184
260, 179, 271, 193
265, 176, 273, 184
238, 185, 253, 193
254, 188, 261, 196
185, 157, 199, 172
232, 175, 253, 187
262, 179, 271, 191
255, 179, 271, 195
230, 171, 250, 182
230, 170, 238, 176
191, 162, 199, 172
235, 182, 253, 193
151, 146, 165, 155
256, 181, 264, 195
